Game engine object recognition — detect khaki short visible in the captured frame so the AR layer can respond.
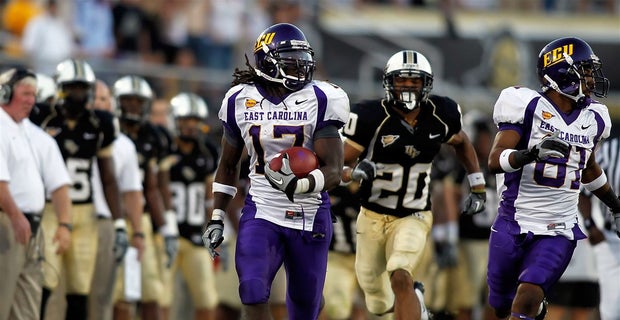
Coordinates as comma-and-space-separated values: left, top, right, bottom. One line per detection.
171, 237, 218, 309
355, 207, 432, 314
88, 217, 116, 320
42, 203, 98, 294
0, 213, 44, 320
114, 214, 163, 303
214, 236, 242, 309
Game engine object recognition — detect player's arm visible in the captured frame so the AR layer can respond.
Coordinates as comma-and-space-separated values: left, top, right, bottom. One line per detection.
447, 130, 484, 190
50, 185, 72, 254
582, 153, 620, 237
341, 138, 365, 183
314, 134, 344, 191
144, 160, 166, 229
97, 149, 123, 220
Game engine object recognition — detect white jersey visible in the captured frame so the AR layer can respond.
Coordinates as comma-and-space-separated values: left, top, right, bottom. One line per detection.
25, 119, 71, 197
493, 87, 611, 239
219, 81, 350, 231
92, 133, 143, 218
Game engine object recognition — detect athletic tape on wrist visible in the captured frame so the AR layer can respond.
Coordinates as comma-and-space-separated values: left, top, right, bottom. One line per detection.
309, 169, 325, 193
467, 172, 486, 187
114, 218, 127, 229
583, 172, 607, 191
212, 182, 237, 197
499, 149, 519, 172
212, 208, 226, 221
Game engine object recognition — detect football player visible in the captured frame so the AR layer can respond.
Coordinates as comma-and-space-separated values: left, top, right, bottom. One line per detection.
33, 59, 124, 320
202, 23, 350, 320
88, 79, 144, 320
340, 50, 487, 320
486, 37, 620, 319
111, 75, 178, 320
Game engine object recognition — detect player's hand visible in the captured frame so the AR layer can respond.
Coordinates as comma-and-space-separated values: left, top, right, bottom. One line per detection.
351, 159, 377, 182
461, 190, 486, 215
9, 213, 31, 244
113, 222, 129, 264
159, 210, 179, 268
530, 130, 570, 161
53, 224, 71, 255
434, 240, 458, 269
264, 153, 298, 202
202, 219, 224, 259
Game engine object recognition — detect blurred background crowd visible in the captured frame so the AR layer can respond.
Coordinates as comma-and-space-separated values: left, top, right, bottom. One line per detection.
1, 0, 618, 319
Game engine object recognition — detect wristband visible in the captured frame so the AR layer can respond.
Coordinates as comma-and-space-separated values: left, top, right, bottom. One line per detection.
59, 222, 73, 232
204, 199, 214, 209
432, 221, 458, 243
212, 182, 238, 197
467, 172, 485, 187
114, 218, 127, 229
583, 172, 607, 192
132, 232, 145, 238
295, 178, 310, 193
212, 208, 226, 221
309, 169, 325, 193
499, 149, 519, 172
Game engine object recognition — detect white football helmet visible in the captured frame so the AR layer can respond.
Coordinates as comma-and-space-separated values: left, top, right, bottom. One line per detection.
113, 75, 154, 123
36, 73, 57, 103
383, 50, 433, 111
170, 92, 208, 120
55, 59, 96, 87
54, 59, 96, 117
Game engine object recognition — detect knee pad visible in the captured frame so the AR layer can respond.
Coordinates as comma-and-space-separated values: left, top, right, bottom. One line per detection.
239, 278, 270, 305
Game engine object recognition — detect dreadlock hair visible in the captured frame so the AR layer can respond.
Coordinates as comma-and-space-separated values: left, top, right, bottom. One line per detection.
231, 54, 259, 87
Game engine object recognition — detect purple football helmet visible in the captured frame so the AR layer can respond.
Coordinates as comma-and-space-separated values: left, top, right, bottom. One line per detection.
253, 23, 315, 91
536, 37, 609, 107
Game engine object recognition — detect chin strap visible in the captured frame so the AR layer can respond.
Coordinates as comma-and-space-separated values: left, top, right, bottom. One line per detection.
543, 74, 587, 107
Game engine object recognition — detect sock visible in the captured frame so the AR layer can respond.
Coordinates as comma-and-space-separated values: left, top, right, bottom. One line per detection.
65, 294, 88, 320
40, 287, 52, 319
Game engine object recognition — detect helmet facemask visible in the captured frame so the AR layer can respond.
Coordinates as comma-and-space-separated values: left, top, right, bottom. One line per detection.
384, 71, 433, 112
57, 81, 93, 119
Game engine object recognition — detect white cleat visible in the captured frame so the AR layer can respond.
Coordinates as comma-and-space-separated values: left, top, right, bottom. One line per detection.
414, 281, 432, 320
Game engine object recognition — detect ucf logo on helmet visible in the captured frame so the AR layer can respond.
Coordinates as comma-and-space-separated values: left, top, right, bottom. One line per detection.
254, 32, 276, 53
542, 43, 574, 68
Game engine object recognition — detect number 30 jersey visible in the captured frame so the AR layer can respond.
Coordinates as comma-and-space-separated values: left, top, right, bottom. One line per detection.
219, 81, 350, 231
493, 86, 611, 238
343, 96, 462, 217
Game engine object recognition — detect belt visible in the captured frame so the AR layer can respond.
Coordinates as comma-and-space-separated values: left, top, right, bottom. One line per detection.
24, 213, 41, 236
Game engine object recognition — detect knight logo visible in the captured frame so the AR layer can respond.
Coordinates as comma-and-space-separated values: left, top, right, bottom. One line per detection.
542, 43, 574, 68
404, 145, 420, 159
245, 99, 257, 108
254, 32, 276, 53
381, 135, 399, 147
45, 127, 62, 137
182, 167, 196, 180
64, 140, 79, 155
542, 111, 554, 120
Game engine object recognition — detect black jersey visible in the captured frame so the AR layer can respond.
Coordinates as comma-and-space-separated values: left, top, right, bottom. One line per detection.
169, 138, 219, 245
343, 96, 462, 217
35, 104, 117, 204
329, 184, 360, 254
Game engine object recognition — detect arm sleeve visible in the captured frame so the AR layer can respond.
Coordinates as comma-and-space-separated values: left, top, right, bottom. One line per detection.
117, 136, 143, 193
95, 110, 118, 151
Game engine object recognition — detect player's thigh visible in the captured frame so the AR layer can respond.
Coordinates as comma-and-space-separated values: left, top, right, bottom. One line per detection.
385, 210, 432, 275
214, 236, 242, 309
140, 214, 164, 303
178, 238, 218, 309
519, 235, 576, 292
323, 252, 357, 319
355, 208, 389, 284
453, 240, 489, 309
269, 266, 287, 305
64, 204, 98, 294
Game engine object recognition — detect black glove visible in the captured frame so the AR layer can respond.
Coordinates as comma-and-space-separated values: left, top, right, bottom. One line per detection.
264, 153, 298, 202
434, 240, 458, 269
461, 190, 486, 215
202, 219, 224, 259
530, 130, 570, 161
351, 159, 377, 182
113, 225, 129, 264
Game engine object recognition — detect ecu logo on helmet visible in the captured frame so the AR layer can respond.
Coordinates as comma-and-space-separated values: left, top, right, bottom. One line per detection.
254, 32, 276, 53
542, 44, 574, 68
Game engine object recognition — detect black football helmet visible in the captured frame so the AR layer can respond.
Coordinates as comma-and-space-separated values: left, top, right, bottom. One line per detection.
536, 37, 609, 108
383, 50, 433, 112
253, 23, 315, 91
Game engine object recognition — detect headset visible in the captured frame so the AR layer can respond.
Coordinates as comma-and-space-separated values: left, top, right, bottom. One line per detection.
0, 67, 37, 105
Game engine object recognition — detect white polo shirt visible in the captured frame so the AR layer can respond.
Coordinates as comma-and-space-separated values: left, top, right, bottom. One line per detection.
24, 119, 71, 196
91, 133, 143, 218
0, 108, 45, 213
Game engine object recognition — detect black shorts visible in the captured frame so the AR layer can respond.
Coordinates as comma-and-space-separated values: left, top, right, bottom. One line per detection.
547, 281, 600, 308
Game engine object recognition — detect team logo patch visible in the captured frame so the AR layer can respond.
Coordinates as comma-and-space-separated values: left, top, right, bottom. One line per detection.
245, 99, 257, 108
381, 135, 399, 147
542, 111, 554, 120
182, 167, 196, 180
64, 140, 79, 155
404, 145, 420, 159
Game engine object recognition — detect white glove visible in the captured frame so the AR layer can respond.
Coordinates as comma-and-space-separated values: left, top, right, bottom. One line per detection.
159, 210, 179, 268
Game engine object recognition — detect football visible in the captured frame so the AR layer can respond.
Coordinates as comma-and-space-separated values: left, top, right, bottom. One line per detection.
269, 146, 319, 178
